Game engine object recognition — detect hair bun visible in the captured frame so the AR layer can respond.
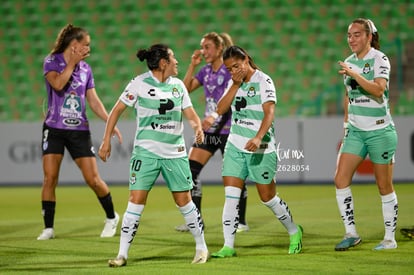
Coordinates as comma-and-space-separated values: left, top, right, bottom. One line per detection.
136, 49, 148, 61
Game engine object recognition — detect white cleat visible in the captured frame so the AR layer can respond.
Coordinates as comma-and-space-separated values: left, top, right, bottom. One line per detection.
373, 239, 397, 250
192, 250, 209, 264
100, 212, 119, 238
37, 228, 55, 240
175, 224, 190, 232
108, 256, 127, 267
236, 223, 250, 233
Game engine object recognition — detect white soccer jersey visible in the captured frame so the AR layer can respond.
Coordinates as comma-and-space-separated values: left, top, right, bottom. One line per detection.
120, 71, 193, 158
344, 47, 394, 131
226, 70, 277, 153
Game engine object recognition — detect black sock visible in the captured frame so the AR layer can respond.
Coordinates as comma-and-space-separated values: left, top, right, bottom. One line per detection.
98, 193, 115, 219
192, 196, 202, 215
238, 184, 248, 224
189, 160, 204, 214
41, 201, 56, 228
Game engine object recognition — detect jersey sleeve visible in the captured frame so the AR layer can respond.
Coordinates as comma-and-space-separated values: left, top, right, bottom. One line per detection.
43, 55, 60, 76
260, 74, 277, 104
84, 63, 95, 90
194, 66, 205, 85
180, 81, 193, 110
374, 53, 390, 80
119, 79, 139, 107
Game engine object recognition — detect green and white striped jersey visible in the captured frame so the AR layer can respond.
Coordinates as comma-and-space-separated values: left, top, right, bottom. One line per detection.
120, 71, 192, 158
344, 47, 394, 131
226, 70, 277, 154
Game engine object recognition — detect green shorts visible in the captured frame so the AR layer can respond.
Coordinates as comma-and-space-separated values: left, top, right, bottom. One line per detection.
340, 124, 397, 164
222, 142, 276, 184
128, 149, 193, 192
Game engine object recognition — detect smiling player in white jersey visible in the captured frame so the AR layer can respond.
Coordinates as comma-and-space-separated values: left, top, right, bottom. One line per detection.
335, 18, 398, 251
99, 44, 208, 267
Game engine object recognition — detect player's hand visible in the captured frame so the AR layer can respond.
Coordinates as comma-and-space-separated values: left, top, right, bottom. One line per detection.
338, 61, 355, 78
70, 46, 90, 64
191, 49, 203, 66
194, 128, 204, 145
231, 68, 244, 86
112, 126, 123, 144
244, 137, 261, 152
202, 116, 215, 131
98, 141, 111, 162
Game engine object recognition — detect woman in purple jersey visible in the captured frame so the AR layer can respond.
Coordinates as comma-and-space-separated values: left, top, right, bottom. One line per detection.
37, 24, 122, 240
174, 32, 249, 232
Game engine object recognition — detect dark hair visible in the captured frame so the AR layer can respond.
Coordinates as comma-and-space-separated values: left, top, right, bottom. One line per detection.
352, 18, 380, 50
203, 32, 234, 55
51, 24, 88, 54
223, 45, 259, 70
136, 44, 170, 70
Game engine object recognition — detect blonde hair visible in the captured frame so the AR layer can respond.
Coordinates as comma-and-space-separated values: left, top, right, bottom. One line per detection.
202, 32, 234, 54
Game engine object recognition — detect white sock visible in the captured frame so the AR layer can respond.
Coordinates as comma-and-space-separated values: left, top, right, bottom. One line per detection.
381, 192, 398, 241
178, 201, 207, 251
336, 187, 358, 236
118, 202, 144, 260
222, 186, 242, 249
262, 195, 298, 235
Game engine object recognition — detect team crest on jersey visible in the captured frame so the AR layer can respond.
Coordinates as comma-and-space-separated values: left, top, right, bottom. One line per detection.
362, 63, 371, 74
172, 87, 180, 98
217, 75, 224, 85
247, 87, 256, 97
80, 72, 87, 82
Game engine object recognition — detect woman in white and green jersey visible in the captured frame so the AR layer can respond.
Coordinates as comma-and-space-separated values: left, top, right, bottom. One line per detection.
335, 18, 398, 251
99, 44, 208, 266
208, 46, 303, 258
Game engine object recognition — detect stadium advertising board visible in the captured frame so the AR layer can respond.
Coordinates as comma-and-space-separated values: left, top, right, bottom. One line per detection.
1, 117, 413, 185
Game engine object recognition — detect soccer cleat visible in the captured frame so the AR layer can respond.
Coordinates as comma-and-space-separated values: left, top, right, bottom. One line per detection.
108, 256, 127, 267
400, 227, 414, 239
175, 224, 189, 232
191, 250, 209, 264
335, 234, 362, 251
211, 246, 236, 258
101, 212, 119, 238
373, 239, 397, 250
37, 228, 55, 240
236, 223, 250, 233
288, 225, 303, 254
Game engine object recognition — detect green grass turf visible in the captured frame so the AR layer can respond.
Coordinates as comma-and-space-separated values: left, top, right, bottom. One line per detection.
0, 183, 413, 274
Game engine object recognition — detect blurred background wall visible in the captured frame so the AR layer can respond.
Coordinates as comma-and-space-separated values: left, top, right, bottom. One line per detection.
1, 0, 413, 120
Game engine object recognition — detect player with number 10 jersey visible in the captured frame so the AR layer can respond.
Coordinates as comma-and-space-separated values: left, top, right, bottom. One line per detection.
120, 72, 193, 159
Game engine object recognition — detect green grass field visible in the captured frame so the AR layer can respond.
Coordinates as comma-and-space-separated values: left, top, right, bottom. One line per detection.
1, 183, 413, 274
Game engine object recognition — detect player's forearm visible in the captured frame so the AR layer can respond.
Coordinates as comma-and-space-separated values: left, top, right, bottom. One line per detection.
216, 83, 239, 115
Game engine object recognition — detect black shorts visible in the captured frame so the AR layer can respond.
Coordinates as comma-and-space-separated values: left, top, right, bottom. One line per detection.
41, 124, 95, 159
191, 133, 228, 155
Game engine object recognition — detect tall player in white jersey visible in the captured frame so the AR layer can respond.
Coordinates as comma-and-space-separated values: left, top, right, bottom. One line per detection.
99, 44, 208, 266
335, 18, 398, 251
207, 46, 303, 258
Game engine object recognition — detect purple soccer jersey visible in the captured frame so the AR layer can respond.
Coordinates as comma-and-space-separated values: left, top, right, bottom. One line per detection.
195, 63, 232, 134
43, 53, 95, 131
